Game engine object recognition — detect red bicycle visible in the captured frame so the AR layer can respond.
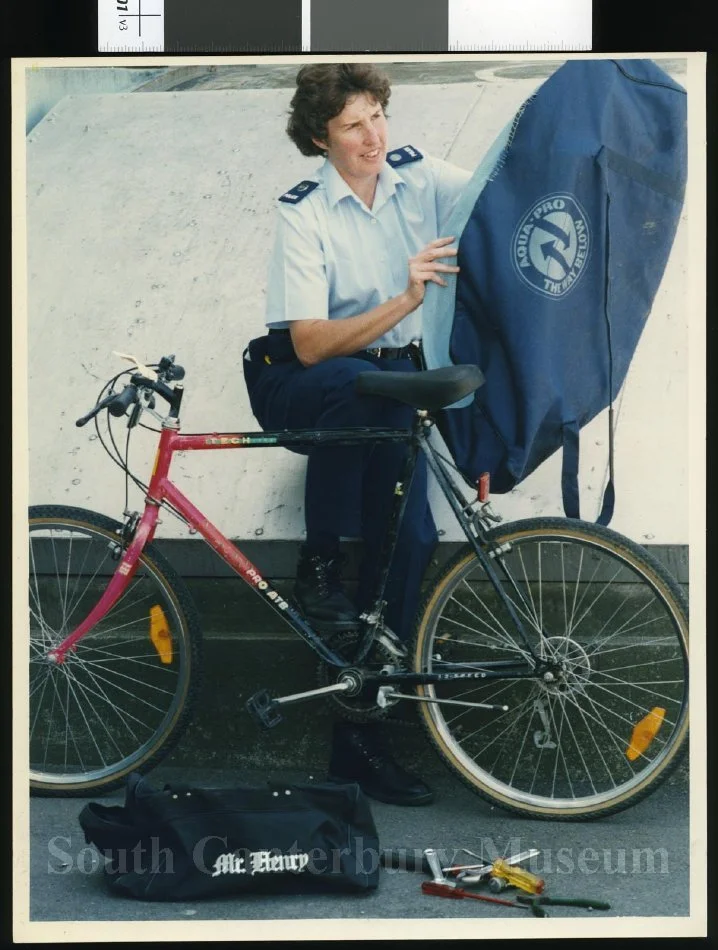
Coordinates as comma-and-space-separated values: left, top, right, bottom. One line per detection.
28, 353, 689, 820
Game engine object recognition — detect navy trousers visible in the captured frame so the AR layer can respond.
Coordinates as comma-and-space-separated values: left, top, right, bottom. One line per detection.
245, 353, 438, 642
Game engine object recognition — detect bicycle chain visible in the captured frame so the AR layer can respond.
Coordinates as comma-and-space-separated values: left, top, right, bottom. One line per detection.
315, 630, 415, 724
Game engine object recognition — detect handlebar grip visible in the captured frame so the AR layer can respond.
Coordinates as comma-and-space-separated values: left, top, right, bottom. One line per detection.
108, 384, 138, 417
76, 390, 117, 427
76, 412, 95, 428
167, 364, 185, 381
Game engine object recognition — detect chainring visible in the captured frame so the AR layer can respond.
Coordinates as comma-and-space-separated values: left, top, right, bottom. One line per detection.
316, 630, 401, 722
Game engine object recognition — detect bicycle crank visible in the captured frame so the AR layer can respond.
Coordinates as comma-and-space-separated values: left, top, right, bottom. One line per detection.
316, 630, 402, 722
246, 670, 365, 729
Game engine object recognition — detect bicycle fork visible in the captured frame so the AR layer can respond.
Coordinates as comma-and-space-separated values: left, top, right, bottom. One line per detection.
45, 505, 162, 665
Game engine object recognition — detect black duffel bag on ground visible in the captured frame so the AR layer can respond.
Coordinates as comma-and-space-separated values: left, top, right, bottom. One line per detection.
78, 772, 380, 901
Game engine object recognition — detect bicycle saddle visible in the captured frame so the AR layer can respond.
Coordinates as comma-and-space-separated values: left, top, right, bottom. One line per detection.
355, 364, 484, 411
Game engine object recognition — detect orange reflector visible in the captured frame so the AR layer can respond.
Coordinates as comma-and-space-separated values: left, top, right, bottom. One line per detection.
626, 707, 665, 761
149, 605, 173, 664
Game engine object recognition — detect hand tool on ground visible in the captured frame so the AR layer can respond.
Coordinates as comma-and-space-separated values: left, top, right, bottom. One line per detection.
488, 857, 545, 894
380, 849, 507, 875
453, 849, 540, 886
488, 876, 510, 893
421, 880, 528, 910
516, 894, 612, 917
379, 847, 541, 884
424, 848, 456, 888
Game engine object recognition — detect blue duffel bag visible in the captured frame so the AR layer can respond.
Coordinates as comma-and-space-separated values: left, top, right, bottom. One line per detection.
422, 58, 687, 525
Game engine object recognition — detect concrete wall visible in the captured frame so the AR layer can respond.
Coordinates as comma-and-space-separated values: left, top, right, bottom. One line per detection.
24, 66, 168, 133
25, 60, 691, 554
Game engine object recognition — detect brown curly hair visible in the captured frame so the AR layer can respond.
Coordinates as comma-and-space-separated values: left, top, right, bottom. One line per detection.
287, 63, 392, 157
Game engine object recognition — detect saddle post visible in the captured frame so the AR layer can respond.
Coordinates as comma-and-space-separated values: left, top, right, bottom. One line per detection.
359, 412, 426, 630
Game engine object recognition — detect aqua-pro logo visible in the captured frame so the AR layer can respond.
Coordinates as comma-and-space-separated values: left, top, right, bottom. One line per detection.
512, 194, 590, 298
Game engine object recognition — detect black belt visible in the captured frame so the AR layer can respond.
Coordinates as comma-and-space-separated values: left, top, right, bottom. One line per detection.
363, 342, 421, 361
268, 329, 421, 362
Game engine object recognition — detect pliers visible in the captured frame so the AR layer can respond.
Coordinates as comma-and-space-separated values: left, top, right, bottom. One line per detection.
516, 894, 612, 917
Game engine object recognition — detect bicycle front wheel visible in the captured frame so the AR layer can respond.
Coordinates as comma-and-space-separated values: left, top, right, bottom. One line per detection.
413, 518, 689, 820
29, 506, 203, 796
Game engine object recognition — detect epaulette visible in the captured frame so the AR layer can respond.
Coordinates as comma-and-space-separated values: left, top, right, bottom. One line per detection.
386, 145, 424, 168
278, 180, 319, 204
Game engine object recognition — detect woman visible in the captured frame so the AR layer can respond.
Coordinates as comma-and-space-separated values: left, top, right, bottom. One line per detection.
245, 63, 471, 806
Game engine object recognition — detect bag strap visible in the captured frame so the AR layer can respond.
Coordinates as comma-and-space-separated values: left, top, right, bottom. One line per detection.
598, 187, 617, 527
561, 421, 615, 525
561, 159, 616, 528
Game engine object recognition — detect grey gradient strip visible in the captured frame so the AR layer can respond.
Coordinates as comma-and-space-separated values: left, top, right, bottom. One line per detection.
310, 0, 449, 52
164, 0, 302, 52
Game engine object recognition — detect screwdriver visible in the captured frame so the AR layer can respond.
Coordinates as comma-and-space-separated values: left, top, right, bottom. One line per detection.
490, 857, 545, 894
421, 880, 527, 910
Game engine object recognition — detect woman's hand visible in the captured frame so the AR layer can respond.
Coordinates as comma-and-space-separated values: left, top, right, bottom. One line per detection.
405, 236, 460, 309
290, 236, 460, 366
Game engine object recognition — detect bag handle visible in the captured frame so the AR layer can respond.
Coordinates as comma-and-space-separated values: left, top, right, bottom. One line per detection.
561, 420, 615, 525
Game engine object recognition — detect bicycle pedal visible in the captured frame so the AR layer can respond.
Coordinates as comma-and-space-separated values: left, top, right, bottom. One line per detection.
245, 689, 283, 729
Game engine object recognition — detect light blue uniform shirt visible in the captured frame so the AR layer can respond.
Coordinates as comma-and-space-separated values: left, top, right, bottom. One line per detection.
265, 150, 471, 348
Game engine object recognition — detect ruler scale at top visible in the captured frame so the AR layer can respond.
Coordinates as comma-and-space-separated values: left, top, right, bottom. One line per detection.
98, 0, 165, 52
98, 0, 592, 53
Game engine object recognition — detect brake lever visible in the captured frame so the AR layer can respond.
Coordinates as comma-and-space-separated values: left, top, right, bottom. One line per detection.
75, 391, 119, 427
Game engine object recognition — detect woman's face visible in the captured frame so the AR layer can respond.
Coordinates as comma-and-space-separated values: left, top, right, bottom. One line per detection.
313, 92, 388, 185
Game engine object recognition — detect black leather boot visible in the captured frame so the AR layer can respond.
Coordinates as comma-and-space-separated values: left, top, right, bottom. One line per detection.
328, 721, 434, 806
294, 548, 360, 632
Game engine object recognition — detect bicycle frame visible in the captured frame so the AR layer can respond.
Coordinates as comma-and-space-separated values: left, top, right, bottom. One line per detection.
47, 412, 543, 683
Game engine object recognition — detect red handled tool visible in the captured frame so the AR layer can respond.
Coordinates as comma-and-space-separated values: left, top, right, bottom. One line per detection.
421, 880, 527, 910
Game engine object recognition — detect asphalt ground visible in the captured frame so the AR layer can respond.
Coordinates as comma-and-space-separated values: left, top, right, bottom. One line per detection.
24, 758, 692, 939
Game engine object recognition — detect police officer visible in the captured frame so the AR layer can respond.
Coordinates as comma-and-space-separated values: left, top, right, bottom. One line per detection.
244, 64, 470, 806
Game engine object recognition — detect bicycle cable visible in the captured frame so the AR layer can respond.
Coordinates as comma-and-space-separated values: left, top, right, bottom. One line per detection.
91, 370, 191, 531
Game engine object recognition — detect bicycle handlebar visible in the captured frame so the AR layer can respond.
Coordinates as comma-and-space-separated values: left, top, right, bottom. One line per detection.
75, 355, 185, 427
76, 391, 125, 427
108, 384, 139, 417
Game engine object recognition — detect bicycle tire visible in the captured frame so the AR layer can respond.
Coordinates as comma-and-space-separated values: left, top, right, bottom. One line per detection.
29, 505, 203, 796
412, 517, 689, 820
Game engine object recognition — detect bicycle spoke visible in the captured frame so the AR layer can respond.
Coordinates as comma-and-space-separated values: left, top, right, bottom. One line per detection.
456, 580, 532, 654
561, 685, 657, 764
29, 511, 199, 793
440, 679, 529, 728
589, 641, 682, 660
583, 678, 679, 731
506, 698, 545, 790
588, 667, 685, 705
565, 545, 585, 638
583, 597, 660, 653
416, 521, 688, 817
547, 693, 579, 800
516, 545, 540, 632
549, 690, 600, 796
457, 579, 537, 662
62, 664, 143, 752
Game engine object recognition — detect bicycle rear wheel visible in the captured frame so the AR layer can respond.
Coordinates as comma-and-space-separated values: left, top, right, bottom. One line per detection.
29, 505, 203, 796
412, 518, 689, 820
